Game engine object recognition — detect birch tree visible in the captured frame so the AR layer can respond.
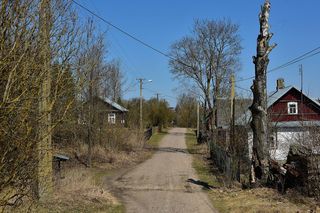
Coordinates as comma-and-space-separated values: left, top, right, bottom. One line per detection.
249, 0, 276, 183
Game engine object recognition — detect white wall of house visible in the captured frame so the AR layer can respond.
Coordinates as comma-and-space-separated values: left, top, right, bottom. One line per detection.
270, 131, 306, 161
247, 130, 308, 162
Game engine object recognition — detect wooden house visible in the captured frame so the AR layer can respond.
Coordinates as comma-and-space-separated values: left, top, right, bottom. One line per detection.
81, 97, 128, 127
238, 79, 320, 161
95, 97, 128, 126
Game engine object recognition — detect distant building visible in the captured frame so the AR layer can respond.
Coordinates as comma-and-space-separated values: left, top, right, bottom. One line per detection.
215, 97, 252, 146
97, 97, 128, 125
82, 97, 128, 126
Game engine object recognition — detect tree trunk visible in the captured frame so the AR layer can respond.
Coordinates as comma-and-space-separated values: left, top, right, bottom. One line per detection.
249, 0, 276, 183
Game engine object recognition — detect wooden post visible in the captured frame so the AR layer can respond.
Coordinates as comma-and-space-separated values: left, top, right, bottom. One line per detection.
87, 72, 93, 168
197, 102, 200, 138
229, 75, 239, 181
230, 75, 235, 126
139, 78, 143, 133
38, 0, 53, 199
249, 0, 276, 183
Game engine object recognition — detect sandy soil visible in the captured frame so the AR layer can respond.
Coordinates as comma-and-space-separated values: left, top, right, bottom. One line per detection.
112, 128, 218, 213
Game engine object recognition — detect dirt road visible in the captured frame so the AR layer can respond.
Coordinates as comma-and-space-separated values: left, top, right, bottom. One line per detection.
113, 128, 218, 213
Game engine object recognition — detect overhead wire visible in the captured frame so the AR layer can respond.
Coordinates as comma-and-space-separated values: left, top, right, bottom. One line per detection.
73, 1, 174, 60
236, 46, 320, 82
235, 85, 251, 93
73, 0, 320, 87
144, 88, 177, 101
83, 0, 144, 79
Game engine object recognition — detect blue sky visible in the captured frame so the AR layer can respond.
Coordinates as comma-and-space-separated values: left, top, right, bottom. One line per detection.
75, 0, 320, 107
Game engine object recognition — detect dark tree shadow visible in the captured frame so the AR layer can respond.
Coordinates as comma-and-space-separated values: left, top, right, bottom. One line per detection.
145, 146, 188, 154
186, 178, 216, 190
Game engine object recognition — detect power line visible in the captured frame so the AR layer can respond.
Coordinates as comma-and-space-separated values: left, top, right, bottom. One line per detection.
268, 47, 320, 73
74, 0, 320, 85
235, 85, 251, 93
144, 88, 177, 101
72, 0, 176, 61
236, 46, 320, 82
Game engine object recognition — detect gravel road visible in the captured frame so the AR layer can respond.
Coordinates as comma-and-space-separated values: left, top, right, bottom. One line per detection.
113, 128, 218, 213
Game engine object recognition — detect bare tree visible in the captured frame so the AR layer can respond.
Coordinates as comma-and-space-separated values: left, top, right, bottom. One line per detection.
75, 19, 110, 167
169, 19, 242, 132
249, 0, 276, 183
101, 60, 124, 102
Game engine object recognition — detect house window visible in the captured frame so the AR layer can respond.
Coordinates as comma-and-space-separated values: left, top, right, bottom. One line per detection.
108, 113, 116, 124
287, 102, 298, 115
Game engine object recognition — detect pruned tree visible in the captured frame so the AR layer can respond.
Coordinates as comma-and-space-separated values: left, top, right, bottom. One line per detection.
169, 19, 242, 133
249, 0, 276, 183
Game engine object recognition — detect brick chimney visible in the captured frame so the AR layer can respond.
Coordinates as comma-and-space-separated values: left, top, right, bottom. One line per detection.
276, 78, 285, 90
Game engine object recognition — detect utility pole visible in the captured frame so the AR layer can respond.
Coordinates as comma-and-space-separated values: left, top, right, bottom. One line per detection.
137, 78, 152, 132
197, 102, 200, 139
300, 64, 304, 108
299, 64, 304, 142
138, 78, 144, 132
230, 74, 240, 181
230, 75, 235, 126
300, 64, 303, 94
156, 93, 161, 130
38, 0, 53, 199
230, 74, 235, 150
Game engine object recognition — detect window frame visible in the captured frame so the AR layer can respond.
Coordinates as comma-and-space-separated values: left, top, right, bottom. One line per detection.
108, 113, 116, 124
287, 101, 298, 115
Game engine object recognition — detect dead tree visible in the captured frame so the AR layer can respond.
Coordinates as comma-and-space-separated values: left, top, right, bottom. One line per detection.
249, 0, 276, 183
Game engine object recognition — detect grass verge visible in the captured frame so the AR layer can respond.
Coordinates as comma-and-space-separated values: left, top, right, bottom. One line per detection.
146, 129, 168, 149
185, 129, 319, 213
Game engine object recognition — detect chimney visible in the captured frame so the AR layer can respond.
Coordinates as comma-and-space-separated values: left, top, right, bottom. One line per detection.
276, 78, 285, 90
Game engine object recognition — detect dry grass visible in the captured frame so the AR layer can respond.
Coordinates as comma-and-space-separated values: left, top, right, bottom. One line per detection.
33, 129, 168, 212
35, 167, 123, 213
208, 187, 319, 213
4, 167, 123, 213
4, 128, 168, 212
185, 129, 320, 213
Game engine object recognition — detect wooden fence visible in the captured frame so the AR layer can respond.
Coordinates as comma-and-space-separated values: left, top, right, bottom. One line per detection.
144, 127, 153, 141
208, 138, 239, 184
